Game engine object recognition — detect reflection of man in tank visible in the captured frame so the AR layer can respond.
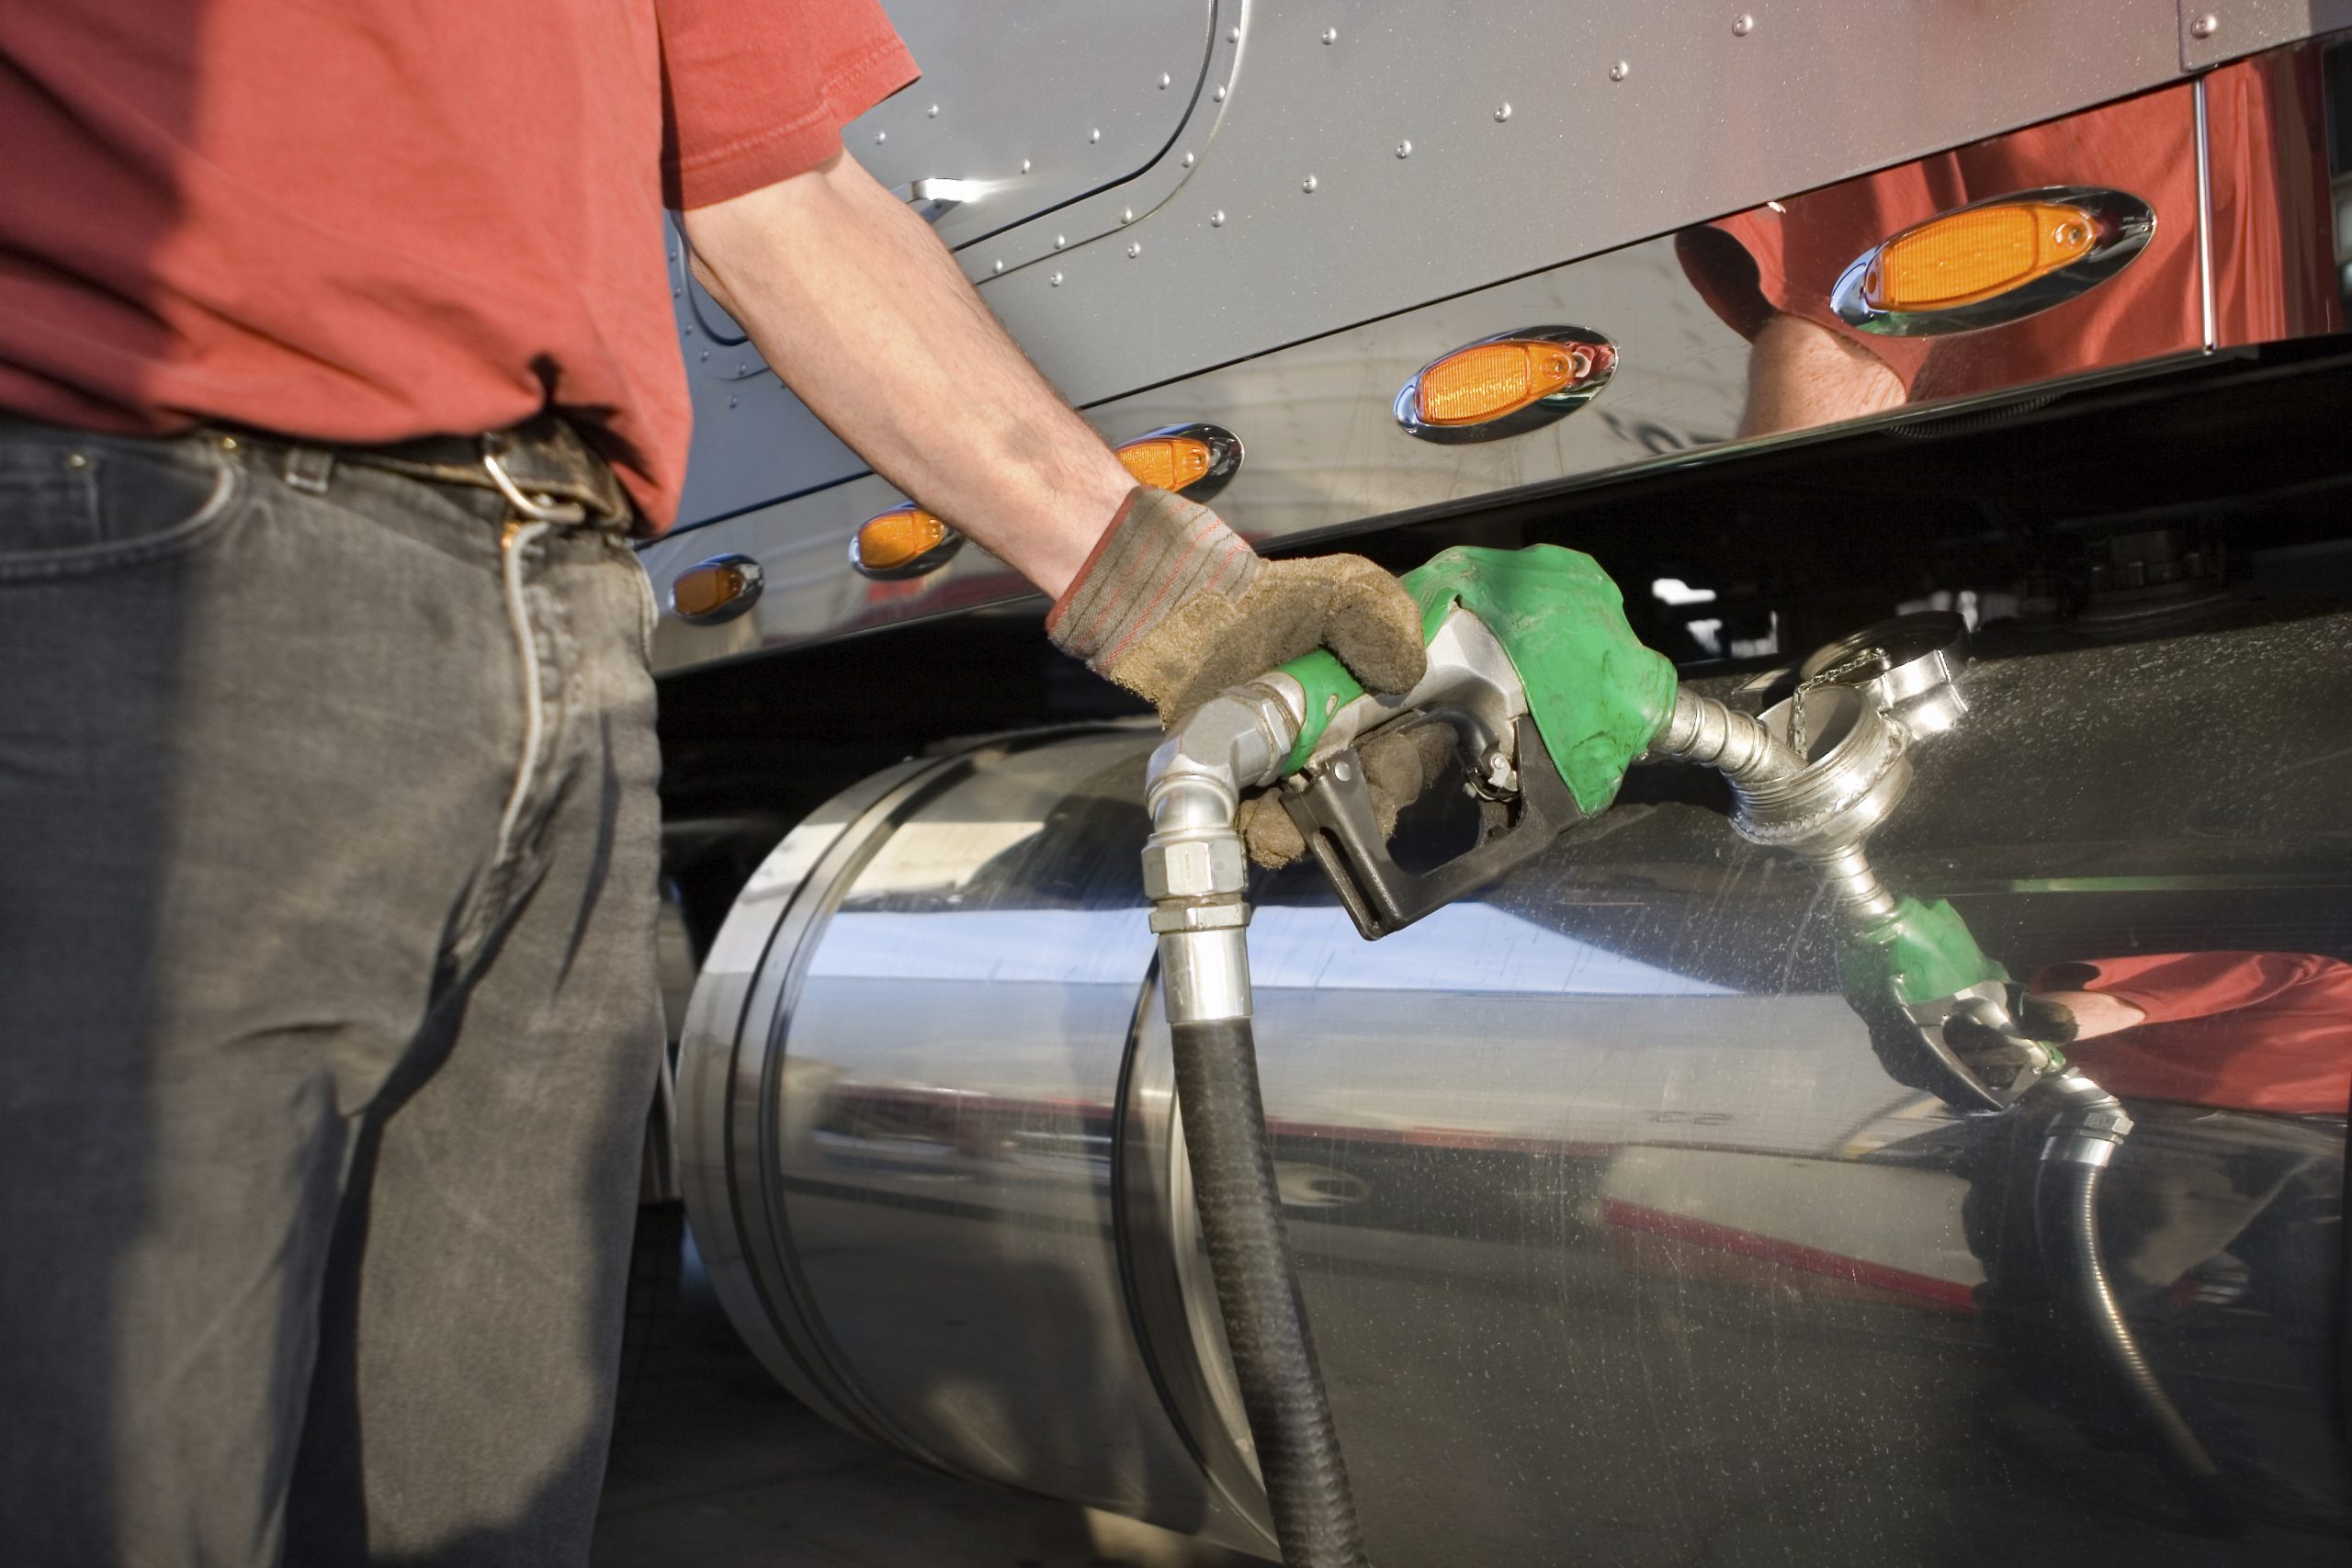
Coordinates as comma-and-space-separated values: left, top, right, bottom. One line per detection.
2025, 951, 2347, 1302
1961, 950, 2346, 1517
1674, 56, 2328, 437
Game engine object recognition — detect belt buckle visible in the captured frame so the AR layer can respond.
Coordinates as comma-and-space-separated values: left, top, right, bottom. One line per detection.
481, 432, 588, 525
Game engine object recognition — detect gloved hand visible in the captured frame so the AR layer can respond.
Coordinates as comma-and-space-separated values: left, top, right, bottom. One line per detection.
1048, 485, 1430, 865
1232, 721, 1456, 869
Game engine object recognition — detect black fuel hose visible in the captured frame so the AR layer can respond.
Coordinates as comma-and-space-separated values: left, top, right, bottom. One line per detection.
2035, 1145, 2234, 1524
1170, 1017, 1371, 1568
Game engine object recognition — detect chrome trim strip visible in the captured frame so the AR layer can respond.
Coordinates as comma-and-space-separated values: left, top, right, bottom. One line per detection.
2195, 75, 2218, 351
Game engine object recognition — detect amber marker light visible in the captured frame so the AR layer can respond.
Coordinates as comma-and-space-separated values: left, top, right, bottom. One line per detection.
851, 504, 963, 580
1395, 328, 1617, 443
1109, 423, 1244, 502
1830, 186, 2154, 338
670, 553, 764, 626
1417, 340, 1595, 426
1862, 200, 2097, 312
1115, 434, 1214, 493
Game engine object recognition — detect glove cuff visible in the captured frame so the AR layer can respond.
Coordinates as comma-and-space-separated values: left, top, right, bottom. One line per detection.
1046, 485, 1260, 670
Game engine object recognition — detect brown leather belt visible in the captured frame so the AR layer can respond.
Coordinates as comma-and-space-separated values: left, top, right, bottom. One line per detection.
227, 412, 633, 528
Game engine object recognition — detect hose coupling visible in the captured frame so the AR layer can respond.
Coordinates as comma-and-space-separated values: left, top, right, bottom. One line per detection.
2037, 1073, 2135, 1168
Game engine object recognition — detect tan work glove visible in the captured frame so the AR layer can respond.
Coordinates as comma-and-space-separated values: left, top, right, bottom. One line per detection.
1048, 486, 1431, 866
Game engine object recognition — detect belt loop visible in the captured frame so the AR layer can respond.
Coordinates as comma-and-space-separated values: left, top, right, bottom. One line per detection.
283, 445, 336, 496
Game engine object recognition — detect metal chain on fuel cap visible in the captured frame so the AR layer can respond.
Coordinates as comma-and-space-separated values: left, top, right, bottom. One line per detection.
1789, 646, 1890, 758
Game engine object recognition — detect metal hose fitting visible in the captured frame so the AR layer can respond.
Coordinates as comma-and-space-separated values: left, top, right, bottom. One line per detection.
1145, 692, 1370, 1568
1648, 689, 1808, 785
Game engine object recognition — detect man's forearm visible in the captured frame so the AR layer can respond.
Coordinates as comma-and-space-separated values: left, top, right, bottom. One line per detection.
681, 150, 1134, 598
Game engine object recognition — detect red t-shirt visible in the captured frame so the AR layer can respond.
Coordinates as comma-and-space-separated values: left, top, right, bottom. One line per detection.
0, 1, 916, 527
2033, 952, 2352, 1117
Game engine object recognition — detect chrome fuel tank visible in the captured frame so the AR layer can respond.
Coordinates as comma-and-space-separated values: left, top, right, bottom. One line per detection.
680, 614, 2352, 1564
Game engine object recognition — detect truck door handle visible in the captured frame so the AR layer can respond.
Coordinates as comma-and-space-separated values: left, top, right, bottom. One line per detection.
893, 178, 975, 224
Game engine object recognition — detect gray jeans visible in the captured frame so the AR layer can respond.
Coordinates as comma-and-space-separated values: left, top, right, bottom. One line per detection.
0, 421, 666, 1564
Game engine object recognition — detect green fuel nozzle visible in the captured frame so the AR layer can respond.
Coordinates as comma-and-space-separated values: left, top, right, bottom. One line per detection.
1264, 546, 1681, 936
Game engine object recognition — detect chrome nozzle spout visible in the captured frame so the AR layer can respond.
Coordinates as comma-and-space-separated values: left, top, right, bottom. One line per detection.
1649, 690, 1809, 785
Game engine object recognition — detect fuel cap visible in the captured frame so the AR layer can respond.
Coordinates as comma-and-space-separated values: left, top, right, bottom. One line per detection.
1797, 611, 1972, 739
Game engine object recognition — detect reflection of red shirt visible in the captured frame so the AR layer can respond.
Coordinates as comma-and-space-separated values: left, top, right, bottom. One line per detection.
1677, 53, 2337, 401
2031, 953, 2352, 1116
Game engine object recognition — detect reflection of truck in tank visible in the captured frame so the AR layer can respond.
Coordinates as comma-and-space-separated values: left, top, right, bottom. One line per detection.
648, 7, 2352, 1564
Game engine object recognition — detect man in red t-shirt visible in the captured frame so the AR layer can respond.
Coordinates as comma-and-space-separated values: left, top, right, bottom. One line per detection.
0, 6, 1436, 1562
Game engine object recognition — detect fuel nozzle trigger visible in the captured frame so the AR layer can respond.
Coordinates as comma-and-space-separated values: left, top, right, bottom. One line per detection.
1262, 546, 1679, 942
1267, 600, 1575, 940
1281, 713, 1583, 940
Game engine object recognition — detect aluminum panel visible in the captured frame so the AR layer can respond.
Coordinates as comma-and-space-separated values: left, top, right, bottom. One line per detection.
644, 74, 2257, 672
670, 1, 2188, 528
846, 0, 1216, 253
2178, 0, 2352, 69
970, 0, 2193, 406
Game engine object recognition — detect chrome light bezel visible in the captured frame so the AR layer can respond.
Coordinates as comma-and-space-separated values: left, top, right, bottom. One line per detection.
1393, 325, 1618, 445
1829, 185, 2157, 339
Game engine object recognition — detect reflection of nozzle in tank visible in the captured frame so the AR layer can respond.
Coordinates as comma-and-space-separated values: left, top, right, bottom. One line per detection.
1651, 620, 2055, 1112
1657, 621, 2229, 1517
2026, 1073, 2233, 1519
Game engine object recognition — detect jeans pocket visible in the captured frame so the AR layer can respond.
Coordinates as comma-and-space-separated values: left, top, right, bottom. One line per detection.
0, 435, 247, 581
610, 536, 659, 669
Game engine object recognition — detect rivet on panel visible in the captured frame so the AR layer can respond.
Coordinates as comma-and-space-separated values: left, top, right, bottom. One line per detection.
927, 103, 940, 117
2189, 13, 2219, 38
1127, 243, 1142, 258
1396, 140, 1413, 158
727, 396, 738, 409
1228, 25, 1241, 42
1210, 210, 1227, 227
1021, 158, 1034, 174
1494, 103, 1512, 121
875, 130, 887, 144
1089, 128, 1102, 143
1159, 73, 1172, 88
683, 322, 695, 335
1054, 234, 1068, 249
1321, 28, 1339, 44
1050, 272, 1064, 287
699, 349, 709, 361
991, 259, 1004, 274
1122, 208, 1136, 223
1610, 61, 1630, 81
220, 436, 240, 451
1182, 151, 1196, 167
1733, 14, 1754, 36
1213, 84, 1227, 101
1302, 175, 1317, 193
63, 451, 88, 469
